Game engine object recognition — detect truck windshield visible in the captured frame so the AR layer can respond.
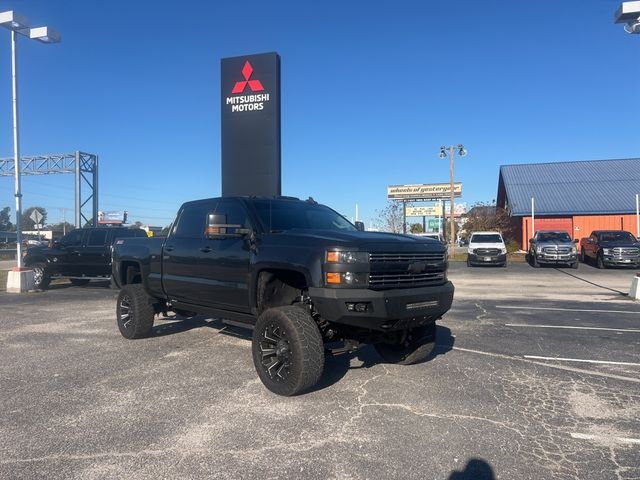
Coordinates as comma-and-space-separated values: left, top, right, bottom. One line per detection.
538, 232, 571, 242
253, 200, 357, 232
599, 231, 637, 242
470, 234, 503, 243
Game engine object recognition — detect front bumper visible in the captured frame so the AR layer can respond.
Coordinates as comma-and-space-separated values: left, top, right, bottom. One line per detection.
603, 255, 640, 266
308, 281, 454, 332
535, 253, 577, 265
468, 253, 507, 265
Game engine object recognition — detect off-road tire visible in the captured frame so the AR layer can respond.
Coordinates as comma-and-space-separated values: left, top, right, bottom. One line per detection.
597, 252, 606, 269
466, 258, 472, 267
252, 306, 324, 396
116, 284, 155, 339
580, 249, 587, 263
30, 262, 51, 290
374, 322, 437, 365
571, 261, 579, 270
70, 278, 90, 286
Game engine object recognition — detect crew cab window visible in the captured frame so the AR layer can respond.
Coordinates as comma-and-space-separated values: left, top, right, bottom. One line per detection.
60, 229, 84, 247
214, 200, 249, 234
87, 229, 108, 246
173, 202, 213, 238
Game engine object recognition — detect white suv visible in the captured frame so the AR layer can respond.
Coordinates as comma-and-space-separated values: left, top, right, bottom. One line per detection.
467, 231, 507, 267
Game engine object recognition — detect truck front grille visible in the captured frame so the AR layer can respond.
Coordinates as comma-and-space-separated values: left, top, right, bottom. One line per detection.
542, 246, 572, 254
370, 252, 446, 263
369, 272, 446, 289
474, 248, 500, 256
612, 247, 640, 258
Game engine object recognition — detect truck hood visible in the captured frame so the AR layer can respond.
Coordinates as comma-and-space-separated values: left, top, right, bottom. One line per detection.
599, 241, 640, 248
468, 242, 505, 250
535, 241, 575, 247
264, 229, 446, 252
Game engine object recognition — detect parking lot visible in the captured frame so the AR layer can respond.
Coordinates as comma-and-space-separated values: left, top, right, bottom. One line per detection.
1, 262, 639, 480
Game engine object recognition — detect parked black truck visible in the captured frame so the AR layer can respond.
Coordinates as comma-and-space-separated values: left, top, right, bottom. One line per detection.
579, 230, 640, 268
112, 196, 454, 395
24, 226, 148, 289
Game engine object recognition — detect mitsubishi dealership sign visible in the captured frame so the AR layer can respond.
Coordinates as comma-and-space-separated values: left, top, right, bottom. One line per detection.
221, 52, 281, 197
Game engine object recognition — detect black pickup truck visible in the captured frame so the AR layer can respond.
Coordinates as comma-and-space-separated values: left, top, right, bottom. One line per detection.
24, 227, 148, 289
112, 196, 454, 396
579, 230, 640, 268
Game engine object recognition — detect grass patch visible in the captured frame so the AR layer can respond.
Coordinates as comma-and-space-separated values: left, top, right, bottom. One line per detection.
0, 270, 7, 291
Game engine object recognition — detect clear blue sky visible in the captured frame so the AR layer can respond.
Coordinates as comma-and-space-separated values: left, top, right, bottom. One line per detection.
0, 0, 637, 229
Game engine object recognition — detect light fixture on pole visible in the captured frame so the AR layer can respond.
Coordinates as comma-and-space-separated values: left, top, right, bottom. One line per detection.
614, 1, 640, 34
439, 144, 467, 249
0, 10, 60, 291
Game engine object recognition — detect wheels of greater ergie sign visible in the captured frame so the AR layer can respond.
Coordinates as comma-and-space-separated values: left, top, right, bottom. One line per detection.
116, 284, 155, 339
70, 278, 90, 286
374, 323, 437, 365
252, 306, 324, 396
31, 262, 50, 290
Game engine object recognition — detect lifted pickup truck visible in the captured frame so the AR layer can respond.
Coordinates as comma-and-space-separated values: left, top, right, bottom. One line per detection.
112, 196, 454, 396
24, 226, 148, 289
579, 230, 640, 268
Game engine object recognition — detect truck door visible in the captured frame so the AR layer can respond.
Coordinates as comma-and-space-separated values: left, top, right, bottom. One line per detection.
162, 200, 215, 304
78, 228, 111, 276
198, 199, 252, 312
54, 229, 87, 276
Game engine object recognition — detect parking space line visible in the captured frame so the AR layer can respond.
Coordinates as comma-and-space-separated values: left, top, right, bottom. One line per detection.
523, 355, 640, 367
496, 305, 639, 314
451, 346, 640, 383
570, 433, 640, 445
505, 324, 640, 333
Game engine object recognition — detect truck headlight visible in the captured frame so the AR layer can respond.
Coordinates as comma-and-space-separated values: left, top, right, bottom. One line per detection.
536, 247, 543, 254
467, 247, 474, 255
571, 246, 577, 253
500, 247, 507, 254
603, 248, 612, 255
326, 251, 369, 263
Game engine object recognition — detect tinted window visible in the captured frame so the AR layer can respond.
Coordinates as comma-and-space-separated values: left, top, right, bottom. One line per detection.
214, 200, 250, 235
113, 228, 148, 239
470, 234, 503, 243
87, 229, 108, 246
599, 231, 636, 242
61, 229, 84, 247
538, 232, 571, 242
173, 202, 214, 238
253, 200, 356, 232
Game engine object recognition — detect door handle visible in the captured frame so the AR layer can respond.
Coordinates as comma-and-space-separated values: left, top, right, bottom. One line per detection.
164, 245, 175, 252
199, 246, 212, 253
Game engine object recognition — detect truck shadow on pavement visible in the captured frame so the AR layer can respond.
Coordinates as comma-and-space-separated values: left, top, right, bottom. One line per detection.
313, 325, 455, 393
447, 458, 496, 480
553, 268, 628, 296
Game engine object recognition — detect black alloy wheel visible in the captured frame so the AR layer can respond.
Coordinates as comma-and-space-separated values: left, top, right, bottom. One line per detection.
571, 261, 579, 269
116, 284, 155, 339
252, 306, 324, 396
31, 262, 51, 290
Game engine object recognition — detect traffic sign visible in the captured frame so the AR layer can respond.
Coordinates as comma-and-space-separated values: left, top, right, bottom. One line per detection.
29, 209, 43, 225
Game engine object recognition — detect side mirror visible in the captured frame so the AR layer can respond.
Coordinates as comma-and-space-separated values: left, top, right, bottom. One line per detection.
573, 239, 579, 243
529, 238, 534, 243
355, 221, 365, 232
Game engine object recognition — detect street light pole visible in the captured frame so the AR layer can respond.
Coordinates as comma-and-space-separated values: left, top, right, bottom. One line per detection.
11, 29, 23, 268
440, 144, 467, 248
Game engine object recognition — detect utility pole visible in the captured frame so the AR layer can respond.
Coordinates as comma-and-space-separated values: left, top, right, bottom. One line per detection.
439, 145, 467, 248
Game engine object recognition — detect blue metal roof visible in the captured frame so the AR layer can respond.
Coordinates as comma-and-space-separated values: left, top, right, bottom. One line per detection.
499, 158, 640, 216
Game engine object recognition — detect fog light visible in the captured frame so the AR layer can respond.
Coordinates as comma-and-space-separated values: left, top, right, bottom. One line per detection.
346, 302, 369, 312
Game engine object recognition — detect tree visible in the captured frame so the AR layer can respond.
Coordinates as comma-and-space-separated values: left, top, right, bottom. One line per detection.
0, 206, 13, 231
48, 221, 74, 237
409, 223, 423, 233
130, 221, 143, 229
374, 201, 410, 233
21, 206, 47, 230
462, 202, 514, 240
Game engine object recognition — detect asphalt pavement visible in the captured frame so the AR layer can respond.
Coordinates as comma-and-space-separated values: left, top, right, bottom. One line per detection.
0, 262, 638, 479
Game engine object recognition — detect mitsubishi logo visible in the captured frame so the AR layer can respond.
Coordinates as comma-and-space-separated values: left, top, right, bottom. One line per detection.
232, 61, 264, 94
